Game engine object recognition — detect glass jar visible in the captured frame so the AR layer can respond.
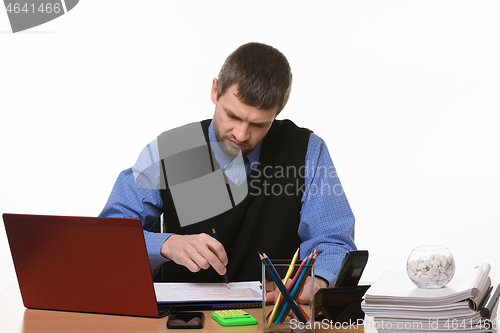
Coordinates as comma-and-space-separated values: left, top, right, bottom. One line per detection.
407, 245, 455, 289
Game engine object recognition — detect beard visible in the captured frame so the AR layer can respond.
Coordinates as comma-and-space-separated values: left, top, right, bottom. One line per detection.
214, 131, 244, 157
213, 122, 252, 157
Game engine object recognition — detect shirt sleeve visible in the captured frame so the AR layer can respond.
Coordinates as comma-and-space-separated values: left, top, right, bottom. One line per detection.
98, 139, 172, 271
298, 133, 357, 286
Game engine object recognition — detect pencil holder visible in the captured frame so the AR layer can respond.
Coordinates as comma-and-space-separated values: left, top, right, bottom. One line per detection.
262, 259, 315, 332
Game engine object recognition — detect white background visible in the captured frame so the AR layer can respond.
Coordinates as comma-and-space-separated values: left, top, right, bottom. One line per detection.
1, 1, 499, 294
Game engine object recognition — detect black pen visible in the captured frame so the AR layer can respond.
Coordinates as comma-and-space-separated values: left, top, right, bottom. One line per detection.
212, 228, 230, 289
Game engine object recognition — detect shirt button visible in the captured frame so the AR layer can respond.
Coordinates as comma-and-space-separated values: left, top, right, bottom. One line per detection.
235, 179, 241, 185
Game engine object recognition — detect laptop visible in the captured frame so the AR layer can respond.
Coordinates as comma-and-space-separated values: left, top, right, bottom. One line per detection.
2, 213, 168, 317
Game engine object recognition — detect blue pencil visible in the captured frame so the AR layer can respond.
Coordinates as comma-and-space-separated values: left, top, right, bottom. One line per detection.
212, 228, 230, 289
259, 252, 308, 323
274, 255, 313, 323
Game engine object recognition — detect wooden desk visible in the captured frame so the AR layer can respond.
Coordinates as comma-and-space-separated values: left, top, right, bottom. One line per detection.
0, 283, 374, 332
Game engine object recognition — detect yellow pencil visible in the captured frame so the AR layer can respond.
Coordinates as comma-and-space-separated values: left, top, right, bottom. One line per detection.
267, 248, 299, 327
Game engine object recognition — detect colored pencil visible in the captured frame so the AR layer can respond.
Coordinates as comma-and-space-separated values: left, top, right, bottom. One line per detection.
277, 252, 317, 323
212, 228, 230, 289
259, 252, 308, 323
270, 253, 310, 323
267, 248, 299, 327
274, 254, 313, 323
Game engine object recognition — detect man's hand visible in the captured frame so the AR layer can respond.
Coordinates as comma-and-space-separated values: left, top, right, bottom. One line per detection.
297, 276, 327, 304
266, 276, 328, 305
161, 233, 228, 276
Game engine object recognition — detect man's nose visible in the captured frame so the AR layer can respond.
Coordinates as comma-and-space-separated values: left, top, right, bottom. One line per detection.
233, 122, 250, 142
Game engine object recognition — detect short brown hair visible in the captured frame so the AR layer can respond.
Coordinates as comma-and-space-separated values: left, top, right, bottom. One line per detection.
217, 42, 292, 113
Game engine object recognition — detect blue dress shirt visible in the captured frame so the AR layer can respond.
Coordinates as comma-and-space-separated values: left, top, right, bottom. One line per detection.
99, 120, 356, 286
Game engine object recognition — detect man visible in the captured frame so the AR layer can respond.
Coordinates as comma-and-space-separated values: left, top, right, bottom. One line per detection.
99, 42, 356, 304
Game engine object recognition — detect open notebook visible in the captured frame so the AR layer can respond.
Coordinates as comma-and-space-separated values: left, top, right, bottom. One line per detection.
2, 213, 261, 317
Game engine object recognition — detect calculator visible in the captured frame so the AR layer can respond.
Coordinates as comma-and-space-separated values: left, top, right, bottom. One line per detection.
211, 309, 257, 326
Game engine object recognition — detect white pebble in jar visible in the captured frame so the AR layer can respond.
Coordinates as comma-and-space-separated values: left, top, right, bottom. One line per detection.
407, 246, 455, 288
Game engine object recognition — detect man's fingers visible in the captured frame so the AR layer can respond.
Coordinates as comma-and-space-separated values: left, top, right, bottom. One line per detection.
176, 247, 208, 272
189, 246, 225, 274
298, 291, 310, 304
205, 238, 229, 275
188, 234, 227, 275
205, 235, 228, 265
297, 277, 326, 304
266, 290, 278, 303
161, 233, 228, 275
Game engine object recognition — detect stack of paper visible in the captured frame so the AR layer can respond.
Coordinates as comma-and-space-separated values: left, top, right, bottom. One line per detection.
361, 264, 497, 333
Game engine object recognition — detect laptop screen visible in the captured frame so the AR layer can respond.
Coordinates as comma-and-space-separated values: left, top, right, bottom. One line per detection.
3, 213, 162, 317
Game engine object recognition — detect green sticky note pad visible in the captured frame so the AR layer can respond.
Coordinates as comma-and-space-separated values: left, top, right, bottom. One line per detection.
211, 309, 257, 326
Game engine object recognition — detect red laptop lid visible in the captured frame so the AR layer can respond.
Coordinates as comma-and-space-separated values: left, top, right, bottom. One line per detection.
2, 213, 162, 317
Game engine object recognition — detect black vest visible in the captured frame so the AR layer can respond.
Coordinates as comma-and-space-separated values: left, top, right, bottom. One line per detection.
153, 119, 311, 282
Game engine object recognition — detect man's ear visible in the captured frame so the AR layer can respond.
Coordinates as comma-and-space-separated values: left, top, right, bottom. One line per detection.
211, 78, 218, 105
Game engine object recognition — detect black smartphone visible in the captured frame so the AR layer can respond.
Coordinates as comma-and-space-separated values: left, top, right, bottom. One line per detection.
166, 312, 204, 329
334, 250, 369, 287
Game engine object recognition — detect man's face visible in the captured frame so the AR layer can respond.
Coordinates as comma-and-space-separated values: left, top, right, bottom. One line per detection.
211, 79, 278, 157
